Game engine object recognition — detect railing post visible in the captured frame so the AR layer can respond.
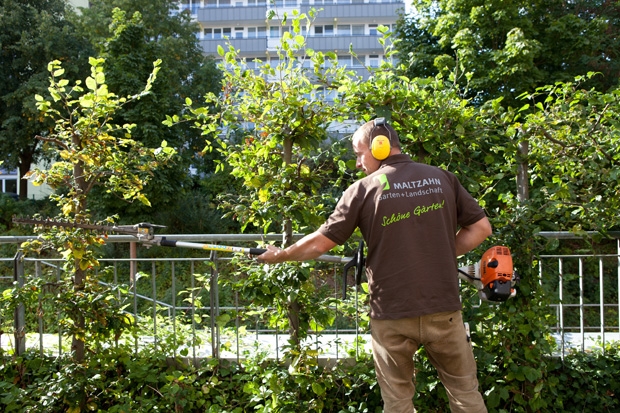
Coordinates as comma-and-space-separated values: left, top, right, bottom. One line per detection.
209, 250, 220, 360
13, 251, 25, 355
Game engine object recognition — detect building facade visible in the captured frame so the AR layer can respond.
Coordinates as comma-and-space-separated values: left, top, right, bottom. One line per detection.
0, 167, 18, 199
178, 0, 404, 77
176, 0, 404, 138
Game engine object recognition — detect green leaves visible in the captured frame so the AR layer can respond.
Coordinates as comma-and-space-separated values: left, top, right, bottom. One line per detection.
399, 0, 620, 106
191, 9, 347, 236
20, 54, 178, 363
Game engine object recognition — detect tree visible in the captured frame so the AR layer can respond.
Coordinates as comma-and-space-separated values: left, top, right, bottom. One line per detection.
0, 0, 93, 199
73, 0, 222, 220
23, 57, 176, 365
498, 74, 620, 234
396, 0, 620, 107
178, 9, 353, 347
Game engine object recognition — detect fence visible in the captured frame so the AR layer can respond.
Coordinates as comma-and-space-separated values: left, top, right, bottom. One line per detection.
537, 232, 620, 358
1, 233, 369, 364
1, 233, 619, 361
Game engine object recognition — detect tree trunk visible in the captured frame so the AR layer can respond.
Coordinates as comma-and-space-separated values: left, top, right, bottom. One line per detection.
71, 156, 88, 363
71, 267, 86, 363
18, 151, 33, 200
516, 139, 529, 203
282, 137, 301, 347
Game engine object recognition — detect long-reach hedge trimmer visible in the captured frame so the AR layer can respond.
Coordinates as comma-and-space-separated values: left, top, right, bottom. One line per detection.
13, 217, 518, 302
11, 217, 347, 263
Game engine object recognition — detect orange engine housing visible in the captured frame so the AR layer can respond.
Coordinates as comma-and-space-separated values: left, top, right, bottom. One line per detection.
480, 246, 514, 301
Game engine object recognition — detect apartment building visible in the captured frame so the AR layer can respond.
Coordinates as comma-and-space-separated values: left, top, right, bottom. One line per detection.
176, 0, 404, 138
178, 0, 404, 77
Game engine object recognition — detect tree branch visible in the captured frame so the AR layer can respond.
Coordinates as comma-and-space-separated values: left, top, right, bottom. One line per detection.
585, 103, 614, 163
36, 135, 69, 150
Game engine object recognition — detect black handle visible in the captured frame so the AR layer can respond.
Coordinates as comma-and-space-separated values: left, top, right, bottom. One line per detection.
160, 237, 177, 247
249, 247, 267, 255
342, 240, 365, 299
343, 258, 355, 300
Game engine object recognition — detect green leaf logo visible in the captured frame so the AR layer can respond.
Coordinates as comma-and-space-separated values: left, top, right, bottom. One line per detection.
376, 174, 390, 190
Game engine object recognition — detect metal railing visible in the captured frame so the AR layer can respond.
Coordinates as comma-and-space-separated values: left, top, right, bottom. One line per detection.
1, 234, 368, 363
2, 233, 619, 361
537, 232, 620, 358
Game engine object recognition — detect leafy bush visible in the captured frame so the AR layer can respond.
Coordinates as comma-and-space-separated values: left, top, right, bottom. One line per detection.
1, 344, 619, 412
0, 346, 383, 412
545, 346, 620, 412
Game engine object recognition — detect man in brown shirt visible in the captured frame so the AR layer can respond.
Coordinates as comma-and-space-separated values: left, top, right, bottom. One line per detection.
257, 118, 491, 412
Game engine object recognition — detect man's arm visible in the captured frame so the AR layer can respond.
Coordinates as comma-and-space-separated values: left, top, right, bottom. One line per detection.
455, 216, 492, 257
256, 231, 338, 264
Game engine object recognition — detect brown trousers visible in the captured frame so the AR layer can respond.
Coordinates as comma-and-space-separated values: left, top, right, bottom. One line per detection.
371, 311, 487, 413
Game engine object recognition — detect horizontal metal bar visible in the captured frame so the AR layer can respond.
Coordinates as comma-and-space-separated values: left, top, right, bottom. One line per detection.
0, 233, 305, 244
540, 254, 619, 258
536, 231, 620, 239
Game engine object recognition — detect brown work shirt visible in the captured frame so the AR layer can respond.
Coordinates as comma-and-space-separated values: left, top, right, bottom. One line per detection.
318, 154, 486, 319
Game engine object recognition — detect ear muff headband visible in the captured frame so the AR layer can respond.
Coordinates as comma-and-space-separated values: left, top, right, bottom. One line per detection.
371, 118, 391, 160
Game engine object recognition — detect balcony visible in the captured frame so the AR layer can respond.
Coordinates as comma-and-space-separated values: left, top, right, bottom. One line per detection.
299, 1, 404, 22
200, 37, 268, 55
195, 0, 405, 25
197, 5, 268, 26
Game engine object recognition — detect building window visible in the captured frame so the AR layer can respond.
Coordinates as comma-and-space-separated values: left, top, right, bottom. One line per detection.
369, 54, 380, 67
247, 57, 265, 70
269, 26, 281, 38
0, 168, 18, 194
337, 55, 353, 68
352, 25, 365, 35
323, 88, 338, 102
337, 25, 351, 35
369, 24, 378, 35
180, 1, 200, 14
248, 26, 267, 38
2, 179, 17, 194
301, 57, 313, 68
234, 27, 244, 38
204, 28, 232, 39
314, 25, 334, 36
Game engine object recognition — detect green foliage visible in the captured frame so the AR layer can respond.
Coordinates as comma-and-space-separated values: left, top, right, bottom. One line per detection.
16, 56, 176, 364
548, 346, 620, 412
515, 75, 620, 232
396, 0, 620, 106
0, 0, 93, 198
174, 9, 356, 347
73, 0, 223, 219
2, 3, 619, 411
223, 257, 349, 347
29, 57, 175, 210
182, 9, 349, 235
1, 342, 619, 412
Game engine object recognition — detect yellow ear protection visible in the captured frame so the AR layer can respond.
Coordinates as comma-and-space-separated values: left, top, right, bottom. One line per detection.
370, 117, 392, 160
